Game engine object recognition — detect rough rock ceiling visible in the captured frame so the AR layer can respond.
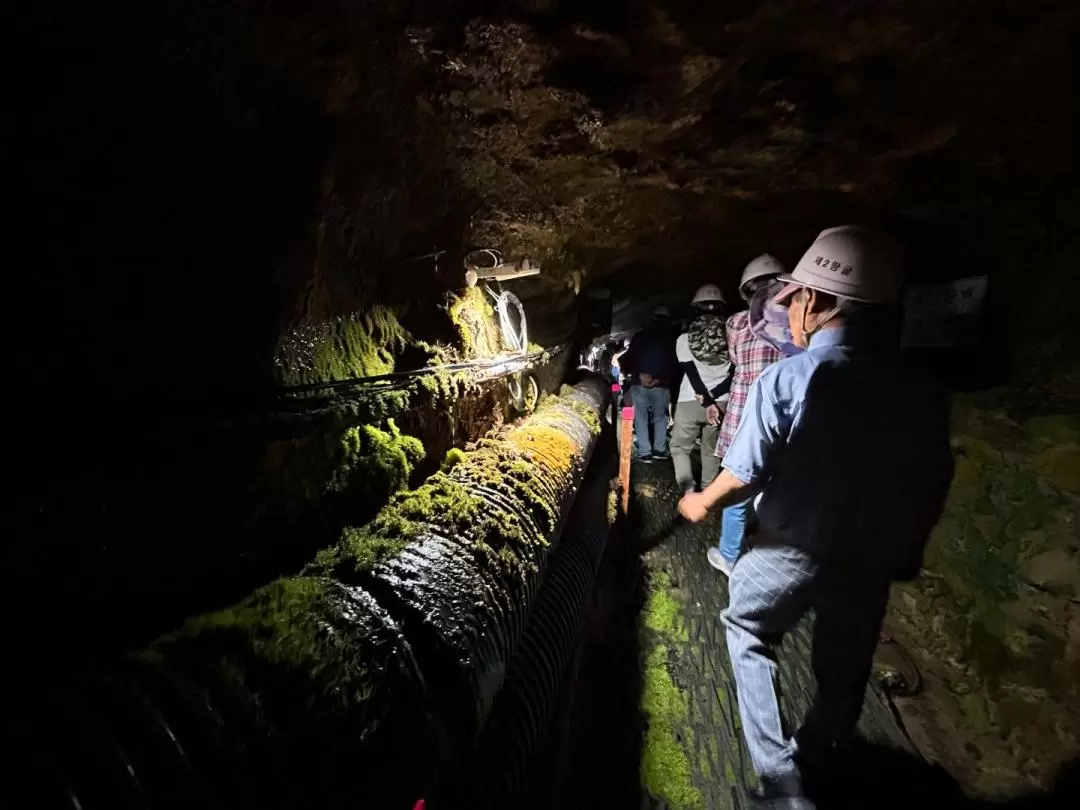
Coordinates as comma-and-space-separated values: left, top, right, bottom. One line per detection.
416, 0, 1077, 297
12, 1, 1079, 392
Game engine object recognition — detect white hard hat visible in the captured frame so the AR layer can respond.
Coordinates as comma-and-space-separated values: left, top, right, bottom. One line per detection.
653, 304, 672, 318
691, 284, 725, 307
740, 254, 784, 296
775, 225, 903, 304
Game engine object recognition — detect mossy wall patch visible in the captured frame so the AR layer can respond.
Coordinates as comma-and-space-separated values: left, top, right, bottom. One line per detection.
640, 569, 704, 810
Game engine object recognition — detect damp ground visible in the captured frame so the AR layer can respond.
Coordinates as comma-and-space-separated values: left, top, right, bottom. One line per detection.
557, 458, 1074, 810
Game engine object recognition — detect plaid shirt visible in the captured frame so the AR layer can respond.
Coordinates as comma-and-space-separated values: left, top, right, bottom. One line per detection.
715, 310, 783, 460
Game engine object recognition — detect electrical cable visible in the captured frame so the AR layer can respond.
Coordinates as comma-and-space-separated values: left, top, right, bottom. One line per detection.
486, 285, 528, 355
275, 348, 556, 397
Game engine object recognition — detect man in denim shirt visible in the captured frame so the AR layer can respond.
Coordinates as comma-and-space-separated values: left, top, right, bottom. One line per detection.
680, 227, 954, 809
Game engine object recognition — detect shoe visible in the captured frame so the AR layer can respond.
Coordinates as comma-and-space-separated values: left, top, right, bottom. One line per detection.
748, 774, 815, 809
637, 452, 655, 463
707, 547, 735, 577
652, 450, 671, 461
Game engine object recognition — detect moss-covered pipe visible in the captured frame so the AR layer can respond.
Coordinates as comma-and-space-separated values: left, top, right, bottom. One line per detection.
316, 379, 607, 744
33, 379, 607, 810
445, 439, 614, 808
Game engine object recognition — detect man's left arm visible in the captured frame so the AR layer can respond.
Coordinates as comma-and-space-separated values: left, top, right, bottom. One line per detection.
679, 373, 786, 521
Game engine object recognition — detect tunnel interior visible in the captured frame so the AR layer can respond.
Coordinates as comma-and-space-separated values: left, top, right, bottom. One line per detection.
8, 1, 1080, 808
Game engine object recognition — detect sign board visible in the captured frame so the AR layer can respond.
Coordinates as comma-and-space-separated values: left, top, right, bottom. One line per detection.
901, 275, 988, 348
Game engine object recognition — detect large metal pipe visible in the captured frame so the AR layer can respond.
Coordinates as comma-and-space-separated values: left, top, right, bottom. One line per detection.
444, 438, 614, 808
12, 378, 608, 810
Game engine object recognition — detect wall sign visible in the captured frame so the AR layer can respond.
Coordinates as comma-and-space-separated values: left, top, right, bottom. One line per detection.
901, 275, 988, 348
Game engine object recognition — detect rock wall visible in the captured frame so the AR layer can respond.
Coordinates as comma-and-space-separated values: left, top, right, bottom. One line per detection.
887, 367, 1080, 794
881, 127, 1079, 793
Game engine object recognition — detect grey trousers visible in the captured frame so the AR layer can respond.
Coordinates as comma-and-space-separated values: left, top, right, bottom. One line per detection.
671, 399, 721, 492
722, 541, 890, 780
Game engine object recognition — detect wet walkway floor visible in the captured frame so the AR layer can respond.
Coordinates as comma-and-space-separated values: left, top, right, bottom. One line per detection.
564, 457, 920, 810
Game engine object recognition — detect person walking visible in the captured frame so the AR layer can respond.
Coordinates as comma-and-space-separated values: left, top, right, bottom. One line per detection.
621, 305, 679, 461
679, 226, 954, 809
707, 254, 788, 575
671, 285, 733, 494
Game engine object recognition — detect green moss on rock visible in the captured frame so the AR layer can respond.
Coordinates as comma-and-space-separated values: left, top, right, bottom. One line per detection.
463, 436, 563, 534
310, 386, 596, 577
448, 287, 504, 359
641, 645, 704, 810
329, 418, 425, 497
550, 387, 603, 436
334, 474, 483, 572
343, 387, 415, 424
607, 487, 619, 525
277, 306, 411, 387
414, 369, 470, 406
441, 447, 466, 472
153, 577, 379, 706
640, 568, 702, 809
644, 570, 689, 643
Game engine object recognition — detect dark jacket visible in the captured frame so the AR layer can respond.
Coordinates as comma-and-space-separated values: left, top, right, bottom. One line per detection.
622, 320, 679, 386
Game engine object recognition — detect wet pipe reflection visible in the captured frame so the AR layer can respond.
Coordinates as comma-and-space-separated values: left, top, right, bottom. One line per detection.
23, 378, 610, 810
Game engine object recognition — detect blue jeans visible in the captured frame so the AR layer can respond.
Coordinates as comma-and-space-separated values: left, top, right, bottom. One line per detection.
723, 543, 889, 780
718, 496, 751, 564
631, 385, 670, 456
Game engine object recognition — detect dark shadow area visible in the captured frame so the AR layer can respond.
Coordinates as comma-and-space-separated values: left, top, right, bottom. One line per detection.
10, 6, 328, 669
543, 0, 650, 37
7, 2, 475, 673
560, 491, 649, 809
806, 743, 1078, 810
544, 51, 651, 115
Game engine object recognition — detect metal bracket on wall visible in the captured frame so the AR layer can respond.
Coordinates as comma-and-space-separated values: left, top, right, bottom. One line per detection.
464, 249, 541, 287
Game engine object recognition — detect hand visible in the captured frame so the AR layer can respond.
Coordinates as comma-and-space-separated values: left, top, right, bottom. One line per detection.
694, 394, 704, 404
679, 491, 711, 523
705, 404, 720, 426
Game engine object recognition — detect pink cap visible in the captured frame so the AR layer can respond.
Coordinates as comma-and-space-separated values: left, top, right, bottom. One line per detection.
621, 406, 635, 421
